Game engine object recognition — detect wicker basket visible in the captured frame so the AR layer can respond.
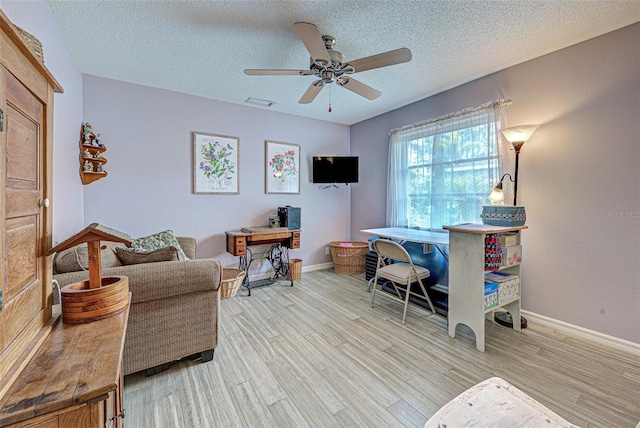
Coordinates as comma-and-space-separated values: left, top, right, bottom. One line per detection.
220, 268, 245, 299
481, 205, 526, 227
288, 259, 302, 281
16, 26, 44, 63
330, 241, 369, 274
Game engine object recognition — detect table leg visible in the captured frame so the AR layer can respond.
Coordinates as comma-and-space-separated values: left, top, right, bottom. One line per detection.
267, 244, 293, 286
283, 246, 293, 286
238, 253, 250, 296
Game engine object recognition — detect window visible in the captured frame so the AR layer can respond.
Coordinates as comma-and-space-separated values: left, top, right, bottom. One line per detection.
387, 100, 509, 230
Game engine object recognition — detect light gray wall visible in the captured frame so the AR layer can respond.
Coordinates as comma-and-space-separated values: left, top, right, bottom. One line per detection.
82, 75, 351, 271
351, 23, 640, 344
5, 2, 637, 343
1, 0, 84, 244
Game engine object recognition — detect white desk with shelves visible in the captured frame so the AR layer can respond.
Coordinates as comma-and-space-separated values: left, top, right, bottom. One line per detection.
363, 225, 527, 352
443, 223, 527, 351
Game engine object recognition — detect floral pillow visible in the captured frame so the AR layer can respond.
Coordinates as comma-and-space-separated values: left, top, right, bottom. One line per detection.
129, 230, 188, 261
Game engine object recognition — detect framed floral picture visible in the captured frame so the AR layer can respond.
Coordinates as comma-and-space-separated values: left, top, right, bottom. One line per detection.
265, 140, 300, 194
193, 132, 239, 194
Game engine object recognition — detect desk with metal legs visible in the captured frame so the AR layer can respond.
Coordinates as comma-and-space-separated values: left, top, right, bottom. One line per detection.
226, 227, 301, 296
361, 227, 450, 247
361, 227, 449, 291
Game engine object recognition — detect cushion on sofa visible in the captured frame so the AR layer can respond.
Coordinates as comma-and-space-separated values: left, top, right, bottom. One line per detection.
129, 230, 188, 261
115, 246, 180, 265
53, 241, 126, 274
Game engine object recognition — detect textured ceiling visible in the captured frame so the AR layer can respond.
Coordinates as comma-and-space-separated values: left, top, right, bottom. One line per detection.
48, 1, 640, 125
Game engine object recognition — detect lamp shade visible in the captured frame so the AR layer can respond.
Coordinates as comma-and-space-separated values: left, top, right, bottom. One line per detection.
500, 125, 539, 143
488, 187, 505, 205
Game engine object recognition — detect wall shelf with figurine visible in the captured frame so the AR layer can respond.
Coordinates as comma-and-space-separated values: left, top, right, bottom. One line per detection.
79, 122, 108, 185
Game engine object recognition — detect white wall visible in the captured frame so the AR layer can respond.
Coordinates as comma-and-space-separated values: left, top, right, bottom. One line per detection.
82, 75, 351, 271
351, 23, 640, 344
1, 1, 84, 243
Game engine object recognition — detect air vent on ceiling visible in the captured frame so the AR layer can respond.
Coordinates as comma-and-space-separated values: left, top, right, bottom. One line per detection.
245, 97, 276, 107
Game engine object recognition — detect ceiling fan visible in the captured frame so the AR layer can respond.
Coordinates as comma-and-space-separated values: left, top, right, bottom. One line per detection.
244, 22, 412, 105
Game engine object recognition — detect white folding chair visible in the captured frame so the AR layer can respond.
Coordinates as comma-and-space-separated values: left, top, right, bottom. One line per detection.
371, 239, 436, 324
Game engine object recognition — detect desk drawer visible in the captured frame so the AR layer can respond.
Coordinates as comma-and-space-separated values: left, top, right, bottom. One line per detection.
227, 235, 246, 256
291, 232, 301, 249
247, 232, 291, 243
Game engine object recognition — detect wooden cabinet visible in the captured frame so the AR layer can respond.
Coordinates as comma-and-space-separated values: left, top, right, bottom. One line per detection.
443, 223, 527, 352
0, 9, 62, 401
79, 125, 108, 185
0, 304, 129, 428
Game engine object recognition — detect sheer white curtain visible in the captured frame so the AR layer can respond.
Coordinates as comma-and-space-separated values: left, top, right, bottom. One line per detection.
387, 99, 509, 230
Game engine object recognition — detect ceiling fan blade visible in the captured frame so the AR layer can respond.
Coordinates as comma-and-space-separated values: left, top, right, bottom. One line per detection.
337, 77, 381, 100
293, 22, 331, 65
299, 81, 324, 104
345, 47, 412, 73
244, 69, 312, 76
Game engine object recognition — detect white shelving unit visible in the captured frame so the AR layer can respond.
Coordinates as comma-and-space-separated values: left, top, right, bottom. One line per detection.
443, 223, 527, 351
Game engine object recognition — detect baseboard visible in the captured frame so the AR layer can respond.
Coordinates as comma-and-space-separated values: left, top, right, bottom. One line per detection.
522, 310, 640, 357
302, 262, 333, 272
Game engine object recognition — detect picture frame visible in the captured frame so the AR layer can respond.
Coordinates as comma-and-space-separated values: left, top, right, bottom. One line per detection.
193, 132, 239, 194
265, 140, 300, 194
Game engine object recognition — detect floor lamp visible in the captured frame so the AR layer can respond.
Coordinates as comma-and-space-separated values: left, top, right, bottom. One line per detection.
491, 124, 538, 328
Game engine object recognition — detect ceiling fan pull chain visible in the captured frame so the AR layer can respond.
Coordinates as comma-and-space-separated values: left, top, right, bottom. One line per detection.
328, 85, 332, 112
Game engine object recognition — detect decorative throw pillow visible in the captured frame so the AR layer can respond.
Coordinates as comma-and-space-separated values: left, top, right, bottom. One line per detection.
129, 230, 188, 260
53, 242, 125, 274
115, 246, 180, 265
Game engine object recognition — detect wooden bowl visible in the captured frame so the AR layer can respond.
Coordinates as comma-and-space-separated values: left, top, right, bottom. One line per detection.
60, 276, 129, 324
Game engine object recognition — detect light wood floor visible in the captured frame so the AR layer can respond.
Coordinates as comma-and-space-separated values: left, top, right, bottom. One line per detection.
124, 269, 640, 427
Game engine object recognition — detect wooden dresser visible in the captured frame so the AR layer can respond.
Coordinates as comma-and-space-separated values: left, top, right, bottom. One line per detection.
0, 10, 129, 428
0, 304, 129, 427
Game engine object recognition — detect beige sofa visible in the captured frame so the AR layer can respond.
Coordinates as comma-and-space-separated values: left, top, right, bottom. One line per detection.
52, 237, 222, 376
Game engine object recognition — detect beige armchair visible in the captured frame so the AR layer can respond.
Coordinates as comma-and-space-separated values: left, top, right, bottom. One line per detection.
52, 237, 221, 376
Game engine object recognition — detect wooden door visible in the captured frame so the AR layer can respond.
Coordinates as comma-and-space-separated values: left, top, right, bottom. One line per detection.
0, 66, 47, 379
0, 9, 62, 401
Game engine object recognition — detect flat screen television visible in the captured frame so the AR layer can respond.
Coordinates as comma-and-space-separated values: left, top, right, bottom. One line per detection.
312, 156, 359, 184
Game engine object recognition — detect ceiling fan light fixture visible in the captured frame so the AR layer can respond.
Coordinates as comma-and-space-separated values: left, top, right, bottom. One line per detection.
245, 97, 276, 107
245, 22, 412, 106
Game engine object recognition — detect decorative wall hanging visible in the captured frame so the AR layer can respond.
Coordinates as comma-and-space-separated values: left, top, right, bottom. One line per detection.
79, 122, 107, 185
265, 140, 300, 194
193, 132, 239, 194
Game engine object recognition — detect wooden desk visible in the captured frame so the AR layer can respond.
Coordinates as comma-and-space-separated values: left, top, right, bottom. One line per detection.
226, 227, 300, 256
0, 302, 129, 427
226, 227, 301, 295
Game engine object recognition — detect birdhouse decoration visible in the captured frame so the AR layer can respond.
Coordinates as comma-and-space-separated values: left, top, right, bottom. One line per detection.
46, 223, 131, 324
